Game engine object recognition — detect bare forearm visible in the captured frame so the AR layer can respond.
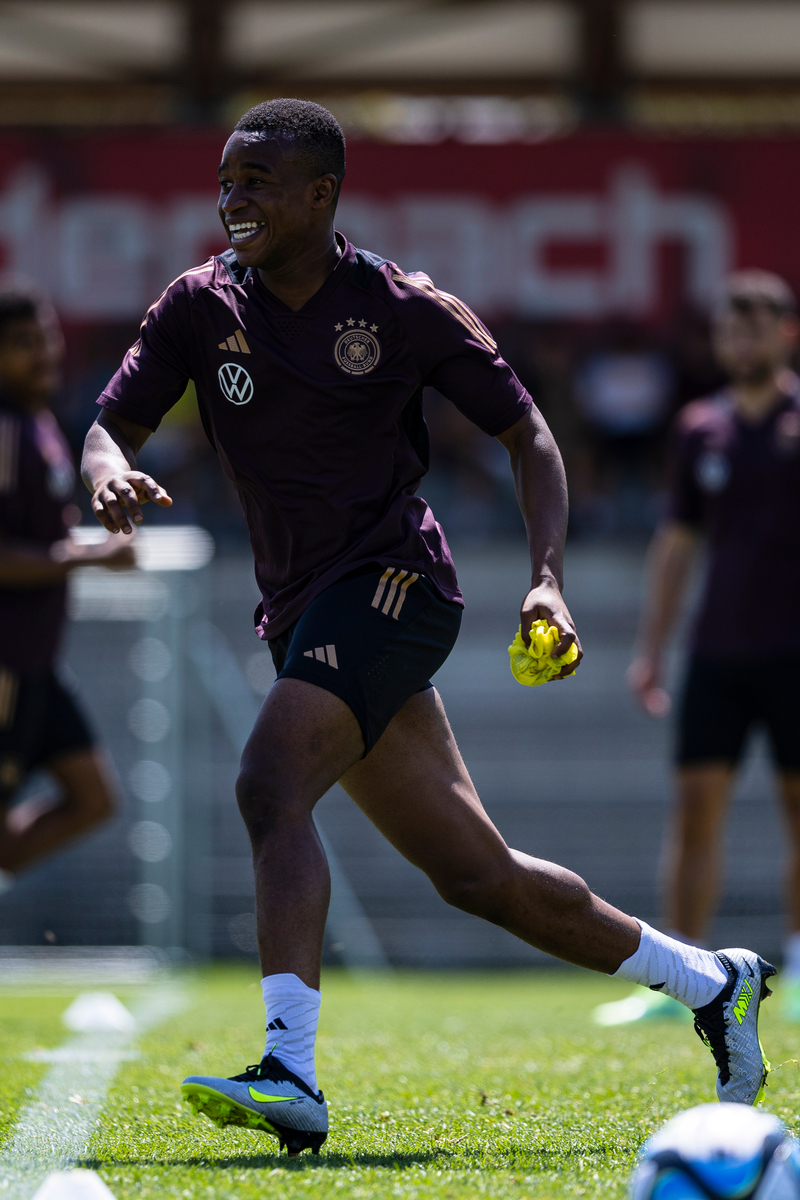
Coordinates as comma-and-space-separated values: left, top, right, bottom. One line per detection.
80, 412, 169, 534
0, 533, 136, 584
496, 407, 580, 670
81, 418, 137, 494
0, 541, 71, 586
637, 522, 699, 657
500, 407, 568, 587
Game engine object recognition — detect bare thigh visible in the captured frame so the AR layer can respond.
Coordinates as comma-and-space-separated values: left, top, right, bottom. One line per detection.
341, 687, 511, 887
237, 677, 365, 824
341, 687, 640, 971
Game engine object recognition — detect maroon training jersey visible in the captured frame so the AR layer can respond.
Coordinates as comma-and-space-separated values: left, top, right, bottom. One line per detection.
99, 237, 532, 640
667, 384, 800, 658
0, 401, 75, 672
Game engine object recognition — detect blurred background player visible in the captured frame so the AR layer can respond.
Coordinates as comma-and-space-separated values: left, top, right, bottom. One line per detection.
629, 271, 800, 1010
0, 288, 133, 891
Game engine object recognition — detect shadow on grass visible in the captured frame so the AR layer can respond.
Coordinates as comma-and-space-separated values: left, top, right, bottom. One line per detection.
82, 1150, 450, 1171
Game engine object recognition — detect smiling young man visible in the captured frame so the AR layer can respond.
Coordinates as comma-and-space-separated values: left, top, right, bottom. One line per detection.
82, 100, 776, 1155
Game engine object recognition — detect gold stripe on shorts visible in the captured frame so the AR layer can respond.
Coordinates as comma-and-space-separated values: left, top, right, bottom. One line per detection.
381, 570, 408, 615
370, 567, 395, 609
391, 573, 419, 620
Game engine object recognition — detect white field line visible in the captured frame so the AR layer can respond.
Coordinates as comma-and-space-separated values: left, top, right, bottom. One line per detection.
0, 983, 188, 1200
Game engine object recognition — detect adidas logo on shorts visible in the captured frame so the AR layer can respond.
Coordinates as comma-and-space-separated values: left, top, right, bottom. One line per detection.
371, 568, 419, 619
303, 645, 338, 669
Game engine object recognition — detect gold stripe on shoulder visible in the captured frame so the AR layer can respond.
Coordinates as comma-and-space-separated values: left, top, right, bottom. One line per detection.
391, 271, 496, 353
140, 262, 217, 329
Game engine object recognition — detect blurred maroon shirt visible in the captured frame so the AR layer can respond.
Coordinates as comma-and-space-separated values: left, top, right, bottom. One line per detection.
667, 383, 800, 658
99, 238, 531, 640
0, 400, 75, 672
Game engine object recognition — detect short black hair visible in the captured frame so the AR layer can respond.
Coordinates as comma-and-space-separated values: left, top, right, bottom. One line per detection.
0, 292, 38, 342
234, 98, 346, 193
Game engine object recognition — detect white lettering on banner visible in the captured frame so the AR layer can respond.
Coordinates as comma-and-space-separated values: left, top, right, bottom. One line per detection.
59, 197, 151, 318
338, 165, 734, 318
399, 197, 492, 309
0, 162, 733, 320
0, 166, 56, 295
165, 196, 226, 286
512, 196, 605, 316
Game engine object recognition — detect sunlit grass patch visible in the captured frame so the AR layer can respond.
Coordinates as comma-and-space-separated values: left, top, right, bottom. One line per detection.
2, 965, 799, 1199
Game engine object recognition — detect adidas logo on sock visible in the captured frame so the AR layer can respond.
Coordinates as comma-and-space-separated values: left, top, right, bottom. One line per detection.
303, 645, 338, 669
267, 1018, 287, 1031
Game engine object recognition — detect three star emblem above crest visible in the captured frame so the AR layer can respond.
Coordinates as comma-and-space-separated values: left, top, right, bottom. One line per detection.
335, 319, 378, 333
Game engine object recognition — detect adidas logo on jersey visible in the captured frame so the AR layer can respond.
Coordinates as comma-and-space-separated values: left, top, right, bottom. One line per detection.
303, 645, 338, 669
371, 568, 419, 619
218, 329, 250, 354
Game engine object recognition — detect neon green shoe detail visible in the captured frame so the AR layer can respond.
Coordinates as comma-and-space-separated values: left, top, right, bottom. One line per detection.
182, 1083, 281, 1137
181, 1055, 329, 1156
248, 1086, 294, 1103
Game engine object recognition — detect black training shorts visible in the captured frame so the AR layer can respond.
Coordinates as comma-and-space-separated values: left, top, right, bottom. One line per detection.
677, 656, 800, 770
0, 668, 95, 806
267, 565, 462, 755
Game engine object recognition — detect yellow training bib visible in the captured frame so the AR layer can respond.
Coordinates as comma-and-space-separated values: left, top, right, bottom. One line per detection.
508, 620, 579, 687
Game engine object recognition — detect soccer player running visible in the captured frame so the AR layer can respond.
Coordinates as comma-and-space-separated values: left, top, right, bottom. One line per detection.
0, 290, 131, 888
82, 101, 774, 1155
630, 272, 800, 999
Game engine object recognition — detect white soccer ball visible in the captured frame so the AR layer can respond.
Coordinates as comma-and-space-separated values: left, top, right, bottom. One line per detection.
631, 1104, 800, 1200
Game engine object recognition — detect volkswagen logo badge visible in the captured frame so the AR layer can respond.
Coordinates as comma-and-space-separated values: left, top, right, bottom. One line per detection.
218, 362, 254, 405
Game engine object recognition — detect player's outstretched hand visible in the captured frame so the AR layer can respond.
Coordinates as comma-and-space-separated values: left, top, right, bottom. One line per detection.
520, 580, 582, 679
627, 655, 671, 717
91, 471, 172, 535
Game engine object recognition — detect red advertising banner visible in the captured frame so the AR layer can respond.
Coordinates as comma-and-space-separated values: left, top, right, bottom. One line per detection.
1, 131, 799, 325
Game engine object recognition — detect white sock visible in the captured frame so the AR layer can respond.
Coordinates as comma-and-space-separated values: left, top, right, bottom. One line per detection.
612, 919, 728, 1009
261, 973, 320, 1092
663, 927, 708, 949
783, 932, 800, 978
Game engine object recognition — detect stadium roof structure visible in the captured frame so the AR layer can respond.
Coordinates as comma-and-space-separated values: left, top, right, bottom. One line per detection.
1, 0, 800, 132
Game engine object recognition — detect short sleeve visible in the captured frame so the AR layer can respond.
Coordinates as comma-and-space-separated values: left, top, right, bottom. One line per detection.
665, 408, 704, 527
389, 271, 531, 437
97, 271, 196, 432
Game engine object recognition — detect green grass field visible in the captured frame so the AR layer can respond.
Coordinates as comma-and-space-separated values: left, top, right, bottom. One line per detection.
3, 967, 800, 1199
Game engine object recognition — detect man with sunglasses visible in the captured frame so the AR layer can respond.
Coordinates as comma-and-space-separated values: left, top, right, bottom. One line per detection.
630, 272, 800, 1001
